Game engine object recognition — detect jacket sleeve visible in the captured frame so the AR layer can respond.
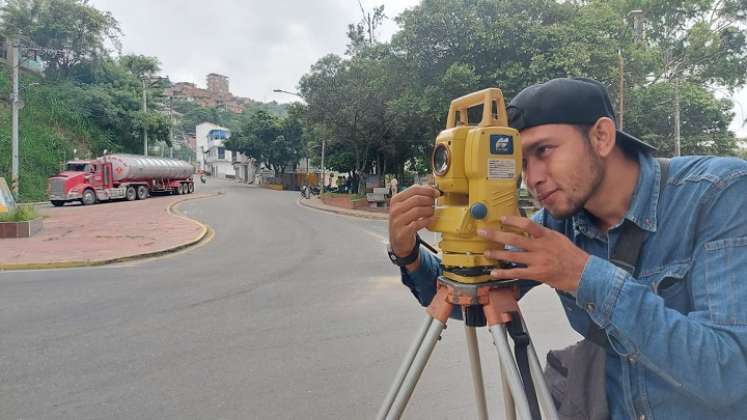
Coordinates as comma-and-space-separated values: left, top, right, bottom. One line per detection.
400, 246, 442, 307
575, 170, 747, 408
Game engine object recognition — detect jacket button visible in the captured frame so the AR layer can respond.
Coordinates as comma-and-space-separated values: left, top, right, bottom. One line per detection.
585, 303, 595, 311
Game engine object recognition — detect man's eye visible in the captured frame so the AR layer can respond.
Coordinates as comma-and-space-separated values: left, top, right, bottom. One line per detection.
537, 146, 552, 157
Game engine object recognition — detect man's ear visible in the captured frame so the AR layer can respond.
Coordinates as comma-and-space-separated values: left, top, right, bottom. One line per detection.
589, 117, 617, 158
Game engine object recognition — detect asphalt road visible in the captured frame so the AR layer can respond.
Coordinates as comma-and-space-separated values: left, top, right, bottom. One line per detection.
0, 179, 580, 420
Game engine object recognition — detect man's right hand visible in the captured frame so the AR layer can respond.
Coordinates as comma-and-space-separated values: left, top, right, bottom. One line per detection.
388, 185, 440, 272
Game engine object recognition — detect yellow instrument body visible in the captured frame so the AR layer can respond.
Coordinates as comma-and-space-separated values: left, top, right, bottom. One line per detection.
428, 88, 523, 284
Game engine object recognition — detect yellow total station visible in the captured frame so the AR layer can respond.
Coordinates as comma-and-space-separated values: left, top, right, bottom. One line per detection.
428, 88, 523, 284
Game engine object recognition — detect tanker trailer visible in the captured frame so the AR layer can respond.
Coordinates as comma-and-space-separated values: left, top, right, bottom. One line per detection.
48, 153, 195, 206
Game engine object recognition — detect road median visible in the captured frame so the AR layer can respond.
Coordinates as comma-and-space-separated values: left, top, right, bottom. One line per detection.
0, 193, 220, 271
298, 196, 389, 220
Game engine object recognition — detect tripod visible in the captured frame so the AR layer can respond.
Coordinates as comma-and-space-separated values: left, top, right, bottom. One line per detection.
376, 276, 559, 420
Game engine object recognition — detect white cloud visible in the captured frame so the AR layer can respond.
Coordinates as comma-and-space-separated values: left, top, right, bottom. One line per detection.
89, 0, 419, 102
88, 0, 746, 136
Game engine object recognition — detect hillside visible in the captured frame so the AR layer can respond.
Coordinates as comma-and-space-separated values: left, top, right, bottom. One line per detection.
0, 70, 95, 202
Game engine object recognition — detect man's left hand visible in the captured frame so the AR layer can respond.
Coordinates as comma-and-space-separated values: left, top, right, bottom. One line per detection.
479, 216, 590, 293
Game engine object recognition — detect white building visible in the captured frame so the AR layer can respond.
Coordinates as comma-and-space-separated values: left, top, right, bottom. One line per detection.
196, 122, 234, 178
233, 152, 257, 183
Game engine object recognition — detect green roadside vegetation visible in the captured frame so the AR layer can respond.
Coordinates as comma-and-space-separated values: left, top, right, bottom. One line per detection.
0, 203, 37, 221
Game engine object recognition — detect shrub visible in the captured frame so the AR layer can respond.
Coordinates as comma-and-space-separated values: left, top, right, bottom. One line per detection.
0, 204, 39, 222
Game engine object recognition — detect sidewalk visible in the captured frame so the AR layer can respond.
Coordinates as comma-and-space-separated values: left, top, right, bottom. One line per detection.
298, 196, 389, 220
0, 193, 216, 270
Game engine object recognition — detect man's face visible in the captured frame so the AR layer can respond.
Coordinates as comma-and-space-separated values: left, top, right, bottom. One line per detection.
520, 124, 604, 219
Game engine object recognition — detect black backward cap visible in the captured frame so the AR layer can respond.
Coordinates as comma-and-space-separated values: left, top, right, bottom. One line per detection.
507, 78, 656, 153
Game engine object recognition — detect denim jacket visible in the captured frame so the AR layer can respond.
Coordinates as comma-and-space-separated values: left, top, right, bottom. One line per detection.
401, 152, 747, 420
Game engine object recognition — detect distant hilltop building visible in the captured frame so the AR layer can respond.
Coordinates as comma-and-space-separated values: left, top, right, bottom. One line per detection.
167, 73, 251, 113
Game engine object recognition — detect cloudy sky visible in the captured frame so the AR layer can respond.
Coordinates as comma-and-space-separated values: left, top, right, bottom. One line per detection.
89, 0, 746, 137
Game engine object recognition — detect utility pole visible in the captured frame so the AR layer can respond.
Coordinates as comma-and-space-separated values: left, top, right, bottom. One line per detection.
320, 139, 326, 195
169, 94, 174, 158
618, 10, 644, 132
618, 49, 625, 130
142, 77, 148, 156
673, 77, 681, 156
9, 40, 20, 198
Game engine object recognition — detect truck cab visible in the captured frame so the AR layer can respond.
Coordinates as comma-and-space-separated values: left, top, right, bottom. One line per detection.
48, 160, 114, 206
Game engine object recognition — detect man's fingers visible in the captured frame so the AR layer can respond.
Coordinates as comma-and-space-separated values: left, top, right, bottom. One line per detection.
477, 229, 533, 250
390, 194, 436, 218
484, 249, 532, 265
489, 267, 532, 281
406, 216, 437, 236
391, 185, 440, 205
500, 216, 545, 238
396, 205, 434, 227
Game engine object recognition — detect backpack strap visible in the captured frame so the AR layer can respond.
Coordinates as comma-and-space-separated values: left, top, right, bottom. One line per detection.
587, 157, 669, 347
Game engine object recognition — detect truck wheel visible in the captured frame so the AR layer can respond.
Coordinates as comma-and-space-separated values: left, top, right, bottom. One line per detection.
51, 200, 65, 207
177, 184, 184, 195
136, 185, 149, 200
181, 183, 187, 194
126, 186, 137, 201
82, 189, 97, 205
188, 183, 194, 194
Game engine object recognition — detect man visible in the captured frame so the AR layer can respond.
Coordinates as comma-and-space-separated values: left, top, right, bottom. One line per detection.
387, 78, 747, 419
389, 176, 399, 197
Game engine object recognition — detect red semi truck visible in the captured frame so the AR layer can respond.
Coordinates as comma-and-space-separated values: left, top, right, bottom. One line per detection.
48, 154, 195, 206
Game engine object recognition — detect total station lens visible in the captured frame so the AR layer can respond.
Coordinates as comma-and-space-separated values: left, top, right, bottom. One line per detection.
433, 144, 450, 176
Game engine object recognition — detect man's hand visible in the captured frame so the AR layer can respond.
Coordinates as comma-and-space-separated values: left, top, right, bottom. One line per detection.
388, 185, 440, 271
479, 216, 590, 293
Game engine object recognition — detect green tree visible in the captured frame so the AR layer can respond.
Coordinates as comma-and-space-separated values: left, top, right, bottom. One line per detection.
0, 0, 121, 77
226, 110, 302, 175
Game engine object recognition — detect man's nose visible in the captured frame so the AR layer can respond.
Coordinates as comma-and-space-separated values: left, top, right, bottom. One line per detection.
524, 159, 545, 190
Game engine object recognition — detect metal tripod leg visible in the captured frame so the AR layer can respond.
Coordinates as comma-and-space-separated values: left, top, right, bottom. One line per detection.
526, 334, 559, 420
500, 360, 517, 420
465, 324, 489, 420
490, 324, 534, 420
378, 287, 453, 420
375, 314, 433, 420
383, 317, 446, 420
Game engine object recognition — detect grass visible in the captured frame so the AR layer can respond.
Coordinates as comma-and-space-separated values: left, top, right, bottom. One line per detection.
320, 192, 367, 200
0, 204, 39, 222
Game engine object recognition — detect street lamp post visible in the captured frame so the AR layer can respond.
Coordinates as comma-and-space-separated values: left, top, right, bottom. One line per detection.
273, 88, 301, 97
320, 139, 326, 195
141, 76, 167, 157
273, 88, 315, 190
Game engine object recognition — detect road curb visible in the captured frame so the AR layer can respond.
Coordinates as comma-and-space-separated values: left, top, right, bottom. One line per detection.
0, 193, 222, 271
297, 196, 389, 220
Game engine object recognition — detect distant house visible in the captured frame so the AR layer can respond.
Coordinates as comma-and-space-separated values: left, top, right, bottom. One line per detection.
166, 73, 251, 114
196, 122, 235, 178
0, 36, 47, 75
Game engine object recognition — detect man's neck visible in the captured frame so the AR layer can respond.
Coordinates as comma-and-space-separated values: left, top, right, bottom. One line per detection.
585, 152, 640, 233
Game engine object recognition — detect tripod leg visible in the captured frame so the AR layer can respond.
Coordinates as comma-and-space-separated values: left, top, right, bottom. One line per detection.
526, 338, 560, 420
384, 318, 447, 420
465, 324, 489, 420
499, 361, 517, 420
376, 314, 434, 420
489, 324, 534, 420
